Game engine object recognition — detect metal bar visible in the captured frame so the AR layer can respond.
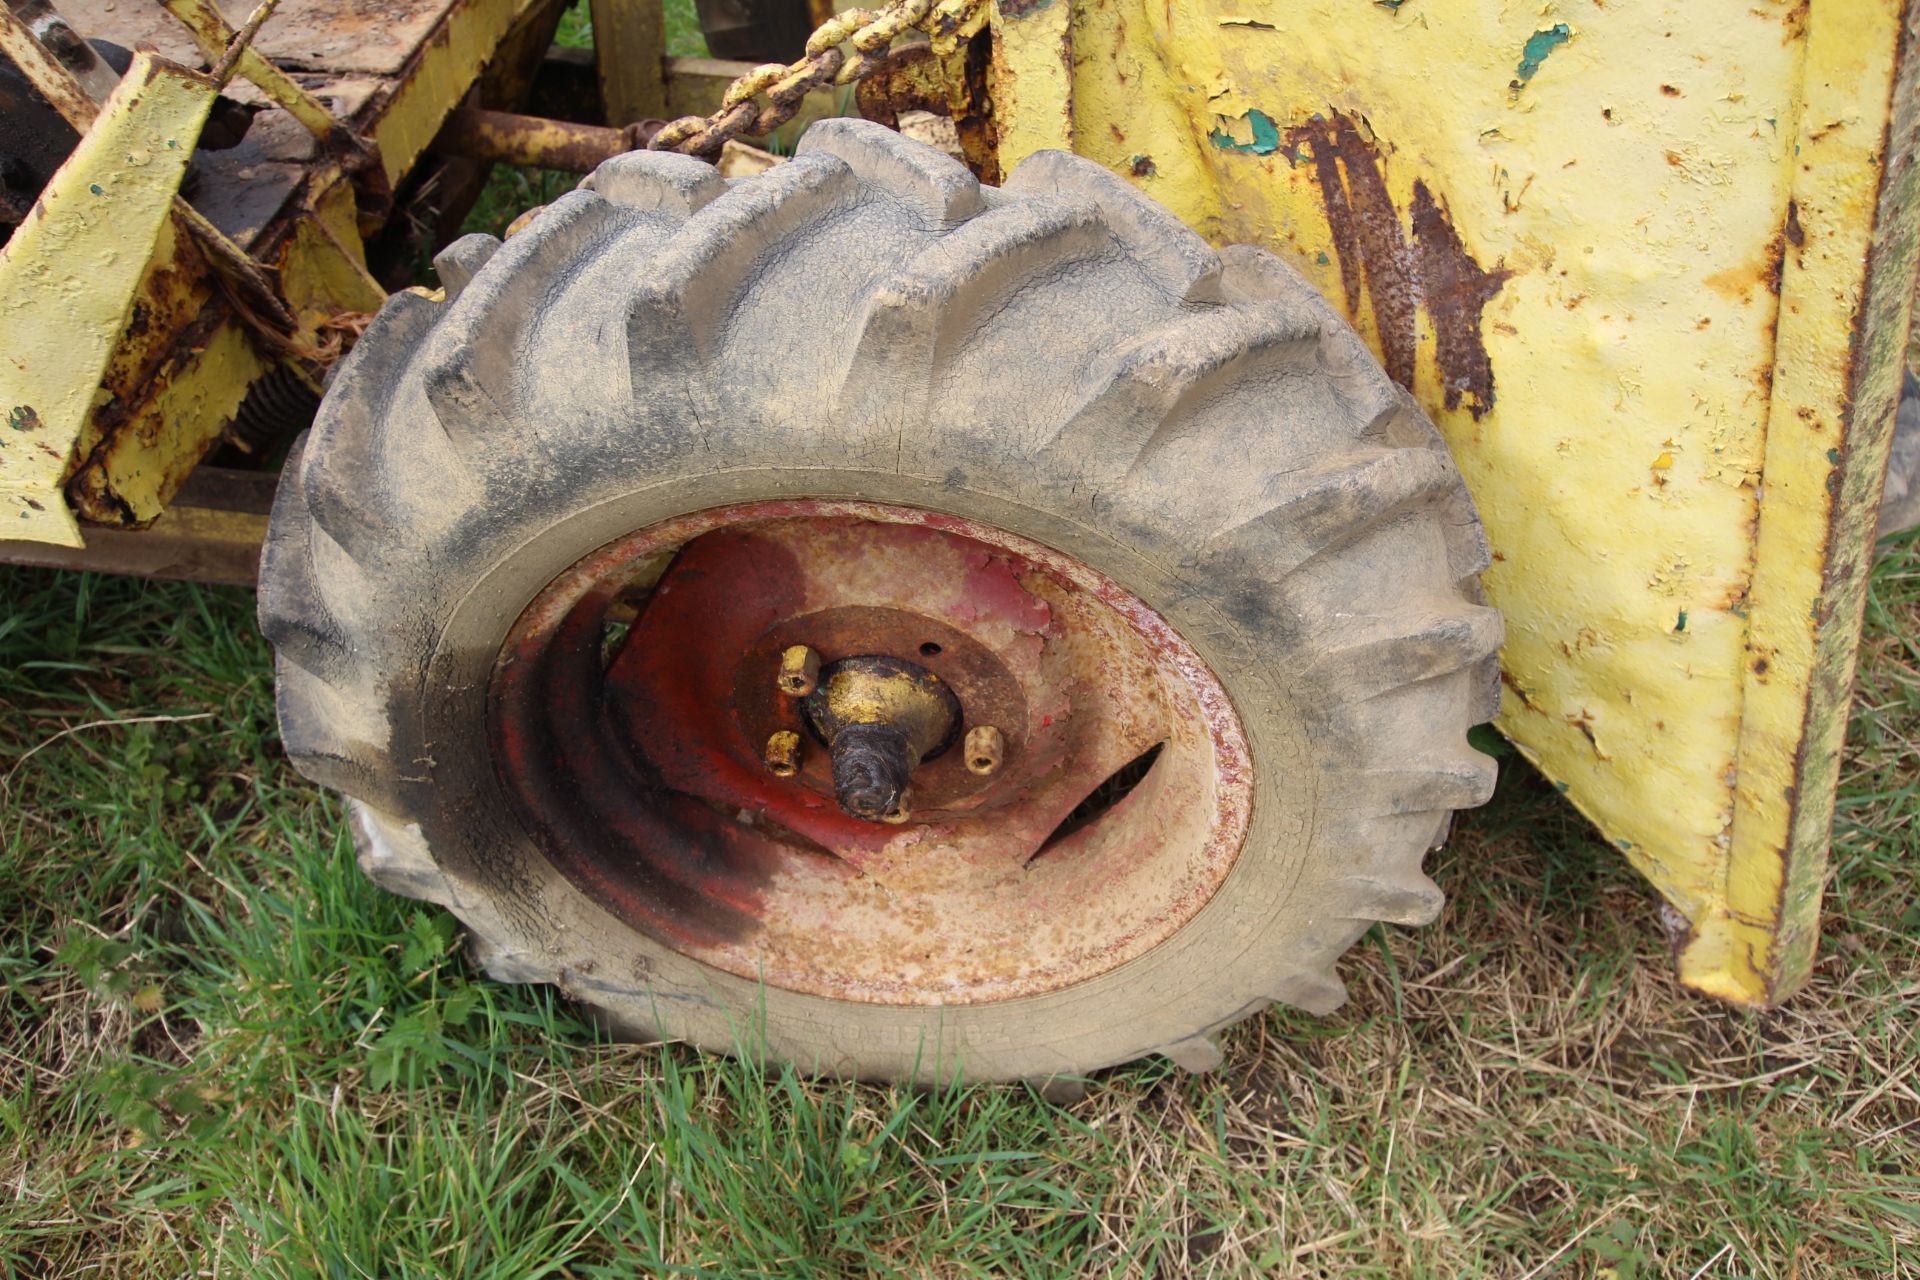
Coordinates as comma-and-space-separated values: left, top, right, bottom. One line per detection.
208, 0, 281, 83
158, 0, 340, 140
1696, 0, 1920, 1003
434, 106, 645, 172
0, 3, 97, 129
173, 198, 296, 333
7, 0, 118, 99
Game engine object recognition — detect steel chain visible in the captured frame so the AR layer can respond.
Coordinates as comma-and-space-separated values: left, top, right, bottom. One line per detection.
649, 0, 987, 157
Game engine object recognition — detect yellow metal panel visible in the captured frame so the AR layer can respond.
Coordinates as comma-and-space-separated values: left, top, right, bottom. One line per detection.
279, 182, 388, 331
61, 213, 319, 526
992, 0, 1075, 167
372, 0, 547, 189
0, 54, 214, 546
76, 181, 382, 526
1031, 1, 1917, 1001
68, 319, 270, 525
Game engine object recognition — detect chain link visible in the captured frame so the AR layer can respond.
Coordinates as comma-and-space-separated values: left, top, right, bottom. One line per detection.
649, 0, 987, 158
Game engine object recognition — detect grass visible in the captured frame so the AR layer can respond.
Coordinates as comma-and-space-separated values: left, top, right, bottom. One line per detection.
0, 530, 1914, 1277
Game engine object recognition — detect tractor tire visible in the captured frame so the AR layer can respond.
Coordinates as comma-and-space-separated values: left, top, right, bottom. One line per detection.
258, 120, 1501, 1084
1878, 369, 1920, 540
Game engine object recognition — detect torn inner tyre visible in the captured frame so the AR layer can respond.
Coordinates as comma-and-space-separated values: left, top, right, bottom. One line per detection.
487, 500, 1252, 1007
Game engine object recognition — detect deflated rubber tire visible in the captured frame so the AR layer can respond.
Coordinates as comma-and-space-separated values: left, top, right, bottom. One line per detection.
258, 120, 1502, 1083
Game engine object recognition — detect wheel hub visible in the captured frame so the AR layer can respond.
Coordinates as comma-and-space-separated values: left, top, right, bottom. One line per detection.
794, 654, 961, 822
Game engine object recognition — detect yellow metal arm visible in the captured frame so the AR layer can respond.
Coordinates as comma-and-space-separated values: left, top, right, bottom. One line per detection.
0, 52, 217, 546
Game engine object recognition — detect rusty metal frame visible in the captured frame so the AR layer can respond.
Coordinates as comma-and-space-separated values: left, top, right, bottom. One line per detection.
0, 0, 570, 553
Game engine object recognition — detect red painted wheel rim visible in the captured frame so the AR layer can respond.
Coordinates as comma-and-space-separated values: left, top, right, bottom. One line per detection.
489, 500, 1252, 1005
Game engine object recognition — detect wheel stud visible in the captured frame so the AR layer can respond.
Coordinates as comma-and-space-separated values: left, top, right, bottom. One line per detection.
778, 645, 821, 697
823, 721, 916, 821
965, 725, 1004, 776
763, 729, 801, 777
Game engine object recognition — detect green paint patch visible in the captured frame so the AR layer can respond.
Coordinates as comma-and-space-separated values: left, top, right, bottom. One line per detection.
1515, 23, 1573, 84
88, 182, 104, 195
1674, 609, 1689, 633
1316, 251, 1331, 265
1209, 109, 1282, 156
8, 404, 40, 432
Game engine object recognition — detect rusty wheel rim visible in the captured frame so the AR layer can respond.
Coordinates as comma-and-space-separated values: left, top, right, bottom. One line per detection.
489, 500, 1252, 1005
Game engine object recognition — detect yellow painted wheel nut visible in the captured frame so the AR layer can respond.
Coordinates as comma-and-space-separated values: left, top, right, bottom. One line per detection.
964, 725, 1004, 776
763, 729, 801, 777
778, 644, 821, 697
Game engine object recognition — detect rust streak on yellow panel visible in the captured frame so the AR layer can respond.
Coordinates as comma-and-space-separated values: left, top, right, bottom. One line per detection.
70, 320, 269, 525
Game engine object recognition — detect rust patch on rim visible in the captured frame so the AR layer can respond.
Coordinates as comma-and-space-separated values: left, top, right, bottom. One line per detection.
1286, 110, 1512, 418
488, 500, 1252, 1005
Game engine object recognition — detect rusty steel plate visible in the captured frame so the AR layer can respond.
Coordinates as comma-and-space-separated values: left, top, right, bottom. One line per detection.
57, 0, 461, 76
489, 500, 1254, 1006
